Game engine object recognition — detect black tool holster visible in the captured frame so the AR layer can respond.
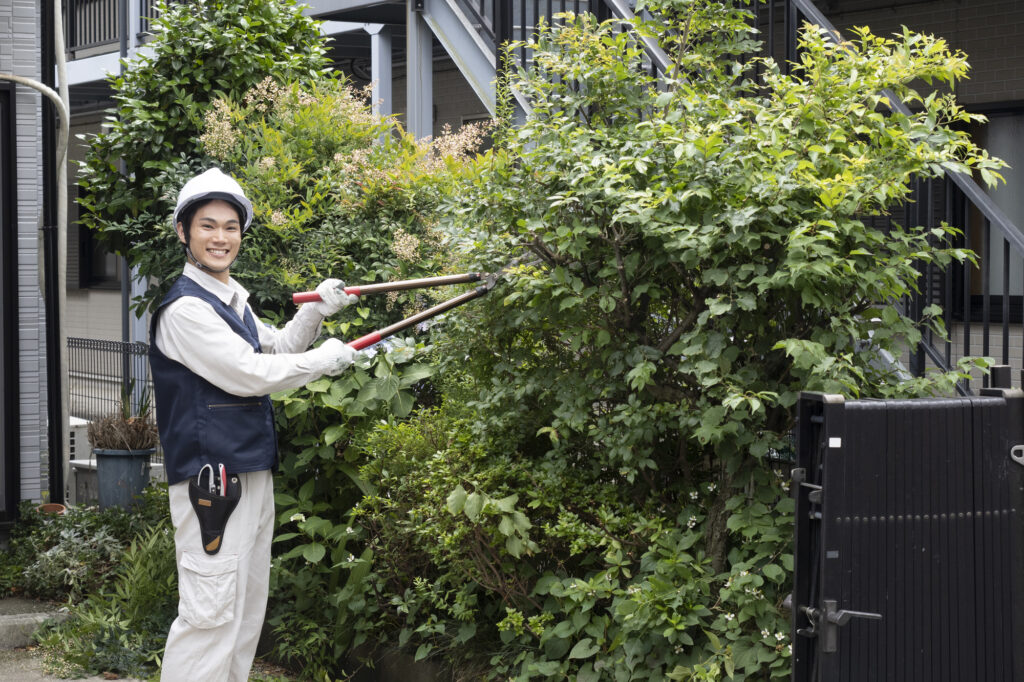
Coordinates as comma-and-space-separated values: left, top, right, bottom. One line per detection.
188, 474, 242, 555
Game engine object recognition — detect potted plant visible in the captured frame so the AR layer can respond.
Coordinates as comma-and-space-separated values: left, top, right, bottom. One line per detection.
87, 382, 159, 509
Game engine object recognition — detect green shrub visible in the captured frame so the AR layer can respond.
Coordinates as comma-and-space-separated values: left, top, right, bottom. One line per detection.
37, 518, 178, 678
76, 0, 331, 311
0, 487, 169, 603
325, 2, 1003, 680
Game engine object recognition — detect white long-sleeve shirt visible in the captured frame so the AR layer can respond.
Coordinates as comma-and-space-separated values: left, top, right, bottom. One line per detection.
153, 264, 337, 397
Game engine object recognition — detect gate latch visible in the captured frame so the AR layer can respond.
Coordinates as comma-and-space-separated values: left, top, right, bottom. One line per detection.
1011, 445, 1024, 467
799, 599, 882, 654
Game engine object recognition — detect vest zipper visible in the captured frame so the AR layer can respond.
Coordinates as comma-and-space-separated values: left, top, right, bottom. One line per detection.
208, 402, 261, 408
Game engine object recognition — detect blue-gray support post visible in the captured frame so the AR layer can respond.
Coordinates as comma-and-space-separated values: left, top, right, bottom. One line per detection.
369, 25, 393, 121
406, 0, 433, 139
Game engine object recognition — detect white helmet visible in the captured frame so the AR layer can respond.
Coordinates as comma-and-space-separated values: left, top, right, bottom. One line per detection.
173, 168, 254, 232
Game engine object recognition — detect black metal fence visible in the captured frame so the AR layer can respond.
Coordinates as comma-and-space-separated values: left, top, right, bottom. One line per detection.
68, 337, 151, 422
67, 336, 161, 463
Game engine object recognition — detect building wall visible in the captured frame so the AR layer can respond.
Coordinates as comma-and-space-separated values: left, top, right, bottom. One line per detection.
827, 0, 1024, 109
2, 0, 49, 503
391, 58, 492, 139
66, 111, 122, 342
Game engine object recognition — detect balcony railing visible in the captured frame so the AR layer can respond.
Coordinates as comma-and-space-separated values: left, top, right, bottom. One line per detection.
64, 0, 162, 55
781, 0, 1024, 394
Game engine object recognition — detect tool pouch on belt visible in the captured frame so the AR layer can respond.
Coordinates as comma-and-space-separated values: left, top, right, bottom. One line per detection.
188, 474, 241, 555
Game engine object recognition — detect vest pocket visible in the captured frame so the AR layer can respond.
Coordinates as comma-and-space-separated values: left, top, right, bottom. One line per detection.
203, 401, 269, 459
178, 551, 238, 629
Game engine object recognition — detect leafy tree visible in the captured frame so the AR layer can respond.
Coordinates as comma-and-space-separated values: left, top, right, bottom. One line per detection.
76, 0, 330, 307
192, 77, 492, 676
77, 1, 492, 678
342, 2, 1002, 679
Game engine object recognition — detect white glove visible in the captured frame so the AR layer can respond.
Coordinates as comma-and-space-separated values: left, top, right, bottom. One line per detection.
316, 338, 357, 376
312, 279, 359, 317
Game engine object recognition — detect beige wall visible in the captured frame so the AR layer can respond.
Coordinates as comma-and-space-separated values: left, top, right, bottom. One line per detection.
66, 110, 124, 342
392, 57, 492, 139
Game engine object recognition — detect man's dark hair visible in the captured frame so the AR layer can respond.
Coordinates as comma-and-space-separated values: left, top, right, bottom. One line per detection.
178, 198, 245, 245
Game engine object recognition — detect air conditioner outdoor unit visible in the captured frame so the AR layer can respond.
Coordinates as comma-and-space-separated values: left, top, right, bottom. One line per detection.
68, 417, 100, 506
69, 416, 91, 461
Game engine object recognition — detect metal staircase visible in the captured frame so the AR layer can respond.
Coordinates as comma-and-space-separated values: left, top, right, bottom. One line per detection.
435, 0, 1024, 394
62, 0, 1024, 394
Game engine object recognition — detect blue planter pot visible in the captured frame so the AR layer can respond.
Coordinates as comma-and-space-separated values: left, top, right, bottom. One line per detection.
94, 448, 154, 509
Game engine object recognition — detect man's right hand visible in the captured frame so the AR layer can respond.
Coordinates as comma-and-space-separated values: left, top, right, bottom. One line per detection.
317, 338, 356, 376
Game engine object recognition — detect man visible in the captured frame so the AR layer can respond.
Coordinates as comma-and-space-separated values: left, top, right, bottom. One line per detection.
150, 168, 356, 681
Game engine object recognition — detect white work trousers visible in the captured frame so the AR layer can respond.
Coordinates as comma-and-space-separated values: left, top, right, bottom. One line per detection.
161, 469, 275, 682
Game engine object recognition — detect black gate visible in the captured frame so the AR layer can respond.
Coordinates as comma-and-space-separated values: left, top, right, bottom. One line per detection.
791, 382, 1024, 681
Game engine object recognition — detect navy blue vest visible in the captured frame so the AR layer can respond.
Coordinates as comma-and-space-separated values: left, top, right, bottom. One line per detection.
149, 276, 278, 485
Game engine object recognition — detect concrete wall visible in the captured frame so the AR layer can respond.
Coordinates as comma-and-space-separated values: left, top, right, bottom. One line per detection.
1, 0, 49, 503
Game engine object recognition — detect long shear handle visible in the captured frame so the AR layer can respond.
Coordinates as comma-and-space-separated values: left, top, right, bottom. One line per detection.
293, 272, 483, 304
346, 286, 490, 350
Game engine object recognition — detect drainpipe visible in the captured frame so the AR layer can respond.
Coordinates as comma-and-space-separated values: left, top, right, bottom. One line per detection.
54, 0, 71, 506
118, 0, 147, 412
120, 0, 131, 397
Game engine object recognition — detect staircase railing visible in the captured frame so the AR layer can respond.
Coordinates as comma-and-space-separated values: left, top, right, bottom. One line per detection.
784, 0, 1024, 394
476, 0, 1024, 394
67, 0, 1023, 394
64, 0, 160, 54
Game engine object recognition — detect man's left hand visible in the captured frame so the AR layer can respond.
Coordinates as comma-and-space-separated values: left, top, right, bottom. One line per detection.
311, 279, 359, 316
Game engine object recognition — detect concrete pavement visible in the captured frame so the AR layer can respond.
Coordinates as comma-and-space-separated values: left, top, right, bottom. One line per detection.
0, 646, 147, 681
0, 598, 146, 681
0, 597, 300, 680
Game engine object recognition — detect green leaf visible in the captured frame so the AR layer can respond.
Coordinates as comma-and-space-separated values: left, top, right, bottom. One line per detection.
568, 637, 600, 660
390, 390, 415, 418
344, 547, 373, 587
322, 424, 346, 445
464, 492, 484, 521
763, 563, 785, 582
494, 494, 518, 512
373, 375, 400, 401
398, 363, 435, 386
306, 377, 331, 393
301, 543, 326, 563
446, 484, 467, 515
506, 535, 524, 557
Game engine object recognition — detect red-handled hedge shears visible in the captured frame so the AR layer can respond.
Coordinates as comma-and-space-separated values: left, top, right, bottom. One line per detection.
293, 272, 500, 351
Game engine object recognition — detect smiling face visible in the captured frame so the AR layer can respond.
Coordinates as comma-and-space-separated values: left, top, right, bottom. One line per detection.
176, 199, 243, 283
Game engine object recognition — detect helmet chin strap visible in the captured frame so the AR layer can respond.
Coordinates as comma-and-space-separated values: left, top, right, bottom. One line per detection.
184, 244, 237, 274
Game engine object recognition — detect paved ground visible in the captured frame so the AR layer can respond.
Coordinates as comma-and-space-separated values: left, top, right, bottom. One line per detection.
0, 597, 298, 681
0, 597, 140, 680
0, 646, 147, 681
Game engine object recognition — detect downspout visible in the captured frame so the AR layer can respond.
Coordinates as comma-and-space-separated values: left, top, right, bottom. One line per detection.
54, 0, 71, 506
119, 0, 131, 399
0, 0, 70, 504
